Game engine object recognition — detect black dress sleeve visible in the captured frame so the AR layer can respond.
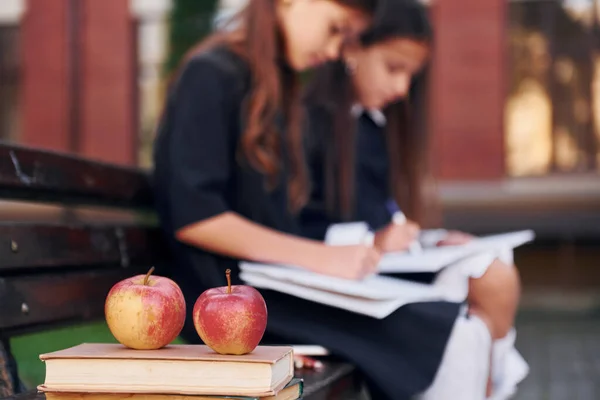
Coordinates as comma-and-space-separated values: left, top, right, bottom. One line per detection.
163, 54, 241, 232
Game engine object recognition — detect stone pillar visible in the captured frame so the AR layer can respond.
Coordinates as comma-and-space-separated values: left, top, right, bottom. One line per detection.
0, 0, 25, 24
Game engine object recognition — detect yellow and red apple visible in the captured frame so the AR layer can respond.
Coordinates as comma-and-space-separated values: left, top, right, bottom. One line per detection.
105, 267, 186, 350
193, 269, 267, 355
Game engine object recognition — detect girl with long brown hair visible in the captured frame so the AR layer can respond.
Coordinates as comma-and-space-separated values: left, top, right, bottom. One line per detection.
151, 0, 468, 399
301, 1, 527, 399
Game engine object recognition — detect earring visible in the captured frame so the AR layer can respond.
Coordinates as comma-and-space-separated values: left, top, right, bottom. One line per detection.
345, 58, 357, 75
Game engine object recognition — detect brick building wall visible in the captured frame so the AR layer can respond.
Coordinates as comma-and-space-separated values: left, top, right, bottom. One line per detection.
20, 0, 137, 166
14, 0, 509, 177
429, 0, 506, 181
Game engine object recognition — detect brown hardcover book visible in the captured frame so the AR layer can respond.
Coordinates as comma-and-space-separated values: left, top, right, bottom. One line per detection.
37, 343, 294, 397
42, 378, 303, 400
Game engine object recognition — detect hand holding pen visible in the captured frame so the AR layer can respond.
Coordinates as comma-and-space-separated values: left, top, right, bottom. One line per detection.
370, 200, 421, 253
391, 211, 423, 254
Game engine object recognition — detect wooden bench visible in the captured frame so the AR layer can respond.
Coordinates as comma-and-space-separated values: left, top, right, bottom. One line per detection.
0, 143, 364, 400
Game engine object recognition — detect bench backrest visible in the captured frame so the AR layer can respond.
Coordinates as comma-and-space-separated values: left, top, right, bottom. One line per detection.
0, 144, 366, 400
0, 143, 170, 338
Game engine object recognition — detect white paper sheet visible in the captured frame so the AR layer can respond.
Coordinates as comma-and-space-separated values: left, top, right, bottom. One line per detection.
239, 262, 428, 300
239, 270, 445, 319
378, 230, 534, 273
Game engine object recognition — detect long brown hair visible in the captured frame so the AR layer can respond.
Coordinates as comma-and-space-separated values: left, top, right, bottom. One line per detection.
384, 70, 431, 225
168, 0, 377, 212
303, 0, 433, 223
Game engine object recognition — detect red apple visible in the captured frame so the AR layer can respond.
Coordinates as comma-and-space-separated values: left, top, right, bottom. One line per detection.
193, 269, 267, 355
105, 267, 186, 350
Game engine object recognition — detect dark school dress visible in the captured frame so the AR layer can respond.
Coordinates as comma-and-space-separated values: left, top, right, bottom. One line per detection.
299, 107, 394, 238
354, 112, 438, 285
300, 108, 438, 284
151, 45, 460, 400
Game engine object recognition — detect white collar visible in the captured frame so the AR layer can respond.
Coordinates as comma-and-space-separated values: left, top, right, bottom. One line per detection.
350, 104, 387, 127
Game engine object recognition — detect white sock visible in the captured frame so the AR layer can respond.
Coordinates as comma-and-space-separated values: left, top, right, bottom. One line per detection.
418, 314, 492, 400
487, 329, 530, 400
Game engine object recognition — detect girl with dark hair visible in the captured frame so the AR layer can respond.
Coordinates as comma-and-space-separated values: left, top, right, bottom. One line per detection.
302, 1, 528, 399
151, 1, 472, 399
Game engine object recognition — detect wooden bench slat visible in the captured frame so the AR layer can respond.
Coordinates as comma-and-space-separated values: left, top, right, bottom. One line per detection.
1, 390, 37, 400
0, 340, 17, 398
0, 267, 148, 335
0, 224, 167, 272
300, 362, 360, 398
0, 145, 153, 210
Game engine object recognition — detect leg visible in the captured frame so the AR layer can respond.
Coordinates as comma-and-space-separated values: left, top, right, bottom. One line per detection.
430, 254, 523, 398
418, 313, 492, 400
468, 259, 521, 397
467, 259, 521, 341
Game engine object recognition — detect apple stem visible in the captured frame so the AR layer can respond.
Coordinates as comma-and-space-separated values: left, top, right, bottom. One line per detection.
144, 266, 155, 286
226, 269, 232, 294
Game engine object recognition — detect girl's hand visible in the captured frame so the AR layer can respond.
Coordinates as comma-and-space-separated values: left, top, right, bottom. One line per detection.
312, 245, 381, 280
374, 221, 420, 253
436, 231, 475, 246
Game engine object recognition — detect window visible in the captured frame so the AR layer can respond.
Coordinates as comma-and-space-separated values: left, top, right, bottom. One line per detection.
135, 14, 170, 168
505, 0, 600, 176
133, 0, 216, 167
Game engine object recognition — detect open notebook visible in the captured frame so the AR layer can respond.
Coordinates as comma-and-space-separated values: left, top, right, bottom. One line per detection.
378, 230, 535, 273
324, 224, 534, 273
239, 229, 535, 319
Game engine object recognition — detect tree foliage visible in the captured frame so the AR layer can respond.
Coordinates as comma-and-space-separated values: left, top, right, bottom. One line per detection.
165, 0, 220, 76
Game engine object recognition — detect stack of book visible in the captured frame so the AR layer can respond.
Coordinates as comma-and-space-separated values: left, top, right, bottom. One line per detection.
37, 343, 303, 400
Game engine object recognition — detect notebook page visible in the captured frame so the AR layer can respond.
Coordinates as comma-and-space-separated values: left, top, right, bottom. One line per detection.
239, 262, 423, 300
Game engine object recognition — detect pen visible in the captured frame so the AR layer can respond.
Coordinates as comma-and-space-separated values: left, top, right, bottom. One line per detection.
386, 199, 422, 254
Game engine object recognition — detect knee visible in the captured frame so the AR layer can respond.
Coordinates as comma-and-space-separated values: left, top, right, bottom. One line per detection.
471, 259, 521, 304
496, 260, 521, 304
469, 259, 521, 338
492, 259, 521, 300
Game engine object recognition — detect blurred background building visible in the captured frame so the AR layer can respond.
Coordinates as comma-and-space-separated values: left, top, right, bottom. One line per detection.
4, 0, 600, 287
2, 1, 599, 174
2, 0, 600, 289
